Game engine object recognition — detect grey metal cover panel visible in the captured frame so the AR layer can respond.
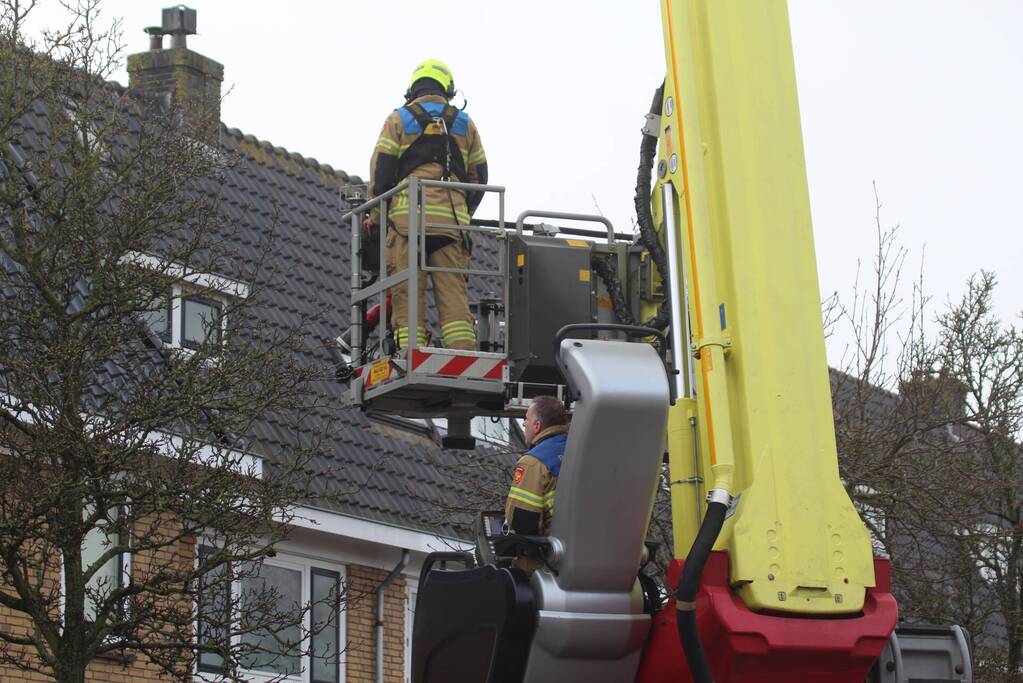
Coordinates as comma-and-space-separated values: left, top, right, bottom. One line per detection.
507, 234, 594, 384
520, 339, 669, 682
873, 623, 972, 682
550, 338, 669, 592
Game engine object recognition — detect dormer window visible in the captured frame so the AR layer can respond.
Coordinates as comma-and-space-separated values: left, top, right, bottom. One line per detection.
147, 286, 231, 352
125, 252, 248, 352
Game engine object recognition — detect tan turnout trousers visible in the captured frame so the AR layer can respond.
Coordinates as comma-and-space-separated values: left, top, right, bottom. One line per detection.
386, 229, 475, 350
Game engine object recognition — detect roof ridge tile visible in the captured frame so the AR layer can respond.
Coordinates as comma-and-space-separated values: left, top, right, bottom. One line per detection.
220, 122, 362, 186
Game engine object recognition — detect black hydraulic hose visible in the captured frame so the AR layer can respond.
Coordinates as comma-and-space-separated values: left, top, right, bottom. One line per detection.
633, 82, 671, 331
675, 500, 728, 683
592, 83, 673, 331
590, 255, 636, 326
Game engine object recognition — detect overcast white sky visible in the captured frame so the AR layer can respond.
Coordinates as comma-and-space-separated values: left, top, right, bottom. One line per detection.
24, 1, 1023, 365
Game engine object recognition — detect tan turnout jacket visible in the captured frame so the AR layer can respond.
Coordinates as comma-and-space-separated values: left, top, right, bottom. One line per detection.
368, 94, 487, 241
505, 425, 570, 537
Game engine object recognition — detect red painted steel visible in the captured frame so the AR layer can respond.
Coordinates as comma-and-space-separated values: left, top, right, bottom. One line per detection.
635, 552, 898, 682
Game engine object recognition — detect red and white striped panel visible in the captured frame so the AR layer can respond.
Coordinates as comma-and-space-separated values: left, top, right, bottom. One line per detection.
410, 349, 506, 381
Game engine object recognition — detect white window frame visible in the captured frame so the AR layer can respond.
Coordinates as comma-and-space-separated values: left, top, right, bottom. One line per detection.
59, 502, 132, 639
171, 284, 229, 353
195, 548, 347, 683
955, 523, 1008, 584
123, 251, 248, 354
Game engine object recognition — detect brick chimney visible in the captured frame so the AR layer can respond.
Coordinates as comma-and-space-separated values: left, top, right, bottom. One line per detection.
127, 6, 223, 145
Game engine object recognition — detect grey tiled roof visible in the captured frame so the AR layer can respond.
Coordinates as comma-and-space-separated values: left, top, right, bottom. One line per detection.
214, 124, 515, 539
6, 87, 515, 541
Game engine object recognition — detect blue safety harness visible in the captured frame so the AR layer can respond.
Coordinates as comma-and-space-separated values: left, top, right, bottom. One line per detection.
395, 101, 469, 183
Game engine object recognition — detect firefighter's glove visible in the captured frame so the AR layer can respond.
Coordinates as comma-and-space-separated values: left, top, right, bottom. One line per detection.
362, 218, 377, 240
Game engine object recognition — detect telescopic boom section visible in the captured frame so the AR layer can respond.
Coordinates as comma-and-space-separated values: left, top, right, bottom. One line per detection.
658, 0, 876, 618
639, 2, 899, 680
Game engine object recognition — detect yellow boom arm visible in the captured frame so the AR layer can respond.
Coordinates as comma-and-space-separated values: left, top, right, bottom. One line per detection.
657, 0, 875, 615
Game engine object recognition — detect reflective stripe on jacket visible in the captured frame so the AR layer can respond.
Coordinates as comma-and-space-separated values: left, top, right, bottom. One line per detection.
368, 94, 487, 240
505, 426, 569, 536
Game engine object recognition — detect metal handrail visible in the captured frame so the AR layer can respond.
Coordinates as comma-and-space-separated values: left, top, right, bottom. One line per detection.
514, 209, 616, 244
340, 179, 410, 222
346, 177, 508, 373
419, 178, 507, 194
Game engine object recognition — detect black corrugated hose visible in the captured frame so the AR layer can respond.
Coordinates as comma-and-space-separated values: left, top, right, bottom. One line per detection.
675, 499, 728, 683
631, 82, 671, 331
591, 83, 672, 331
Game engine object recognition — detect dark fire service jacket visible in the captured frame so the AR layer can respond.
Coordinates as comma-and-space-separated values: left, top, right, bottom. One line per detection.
505, 425, 569, 536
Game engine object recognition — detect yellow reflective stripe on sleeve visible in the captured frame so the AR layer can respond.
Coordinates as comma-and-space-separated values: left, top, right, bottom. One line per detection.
508, 486, 544, 507
543, 492, 555, 510
376, 137, 399, 153
469, 148, 486, 164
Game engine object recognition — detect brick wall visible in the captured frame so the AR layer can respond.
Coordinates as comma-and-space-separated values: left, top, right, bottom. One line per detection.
0, 513, 191, 682
1, 533, 412, 682
345, 564, 408, 683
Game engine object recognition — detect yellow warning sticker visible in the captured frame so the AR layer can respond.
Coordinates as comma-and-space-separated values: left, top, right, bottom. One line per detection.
566, 239, 589, 248
369, 359, 391, 384
579, 269, 591, 282
516, 254, 525, 268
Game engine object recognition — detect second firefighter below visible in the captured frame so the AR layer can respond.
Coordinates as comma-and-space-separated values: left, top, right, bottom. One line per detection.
505, 396, 570, 572
367, 58, 488, 351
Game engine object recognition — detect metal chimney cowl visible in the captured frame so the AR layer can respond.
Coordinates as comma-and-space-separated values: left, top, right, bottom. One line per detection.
162, 6, 197, 49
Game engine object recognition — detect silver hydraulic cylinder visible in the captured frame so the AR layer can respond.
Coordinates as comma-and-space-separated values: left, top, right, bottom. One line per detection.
522, 338, 670, 683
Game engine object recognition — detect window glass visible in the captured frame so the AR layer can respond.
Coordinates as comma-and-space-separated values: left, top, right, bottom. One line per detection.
428, 417, 511, 445
181, 297, 222, 349
141, 291, 171, 342
240, 563, 302, 675
311, 569, 341, 683
197, 546, 230, 672
81, 505, 122, 622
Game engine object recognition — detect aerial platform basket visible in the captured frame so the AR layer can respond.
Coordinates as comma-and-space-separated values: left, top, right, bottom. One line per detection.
339, 177, 627, 425
340, 177, 520, 422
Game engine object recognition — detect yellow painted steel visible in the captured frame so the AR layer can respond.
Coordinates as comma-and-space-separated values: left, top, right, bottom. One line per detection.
657, 0, 875, 615
666, 400, 702, 546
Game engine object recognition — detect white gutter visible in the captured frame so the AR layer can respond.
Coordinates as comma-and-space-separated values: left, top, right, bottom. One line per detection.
291, 505, 472, 555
